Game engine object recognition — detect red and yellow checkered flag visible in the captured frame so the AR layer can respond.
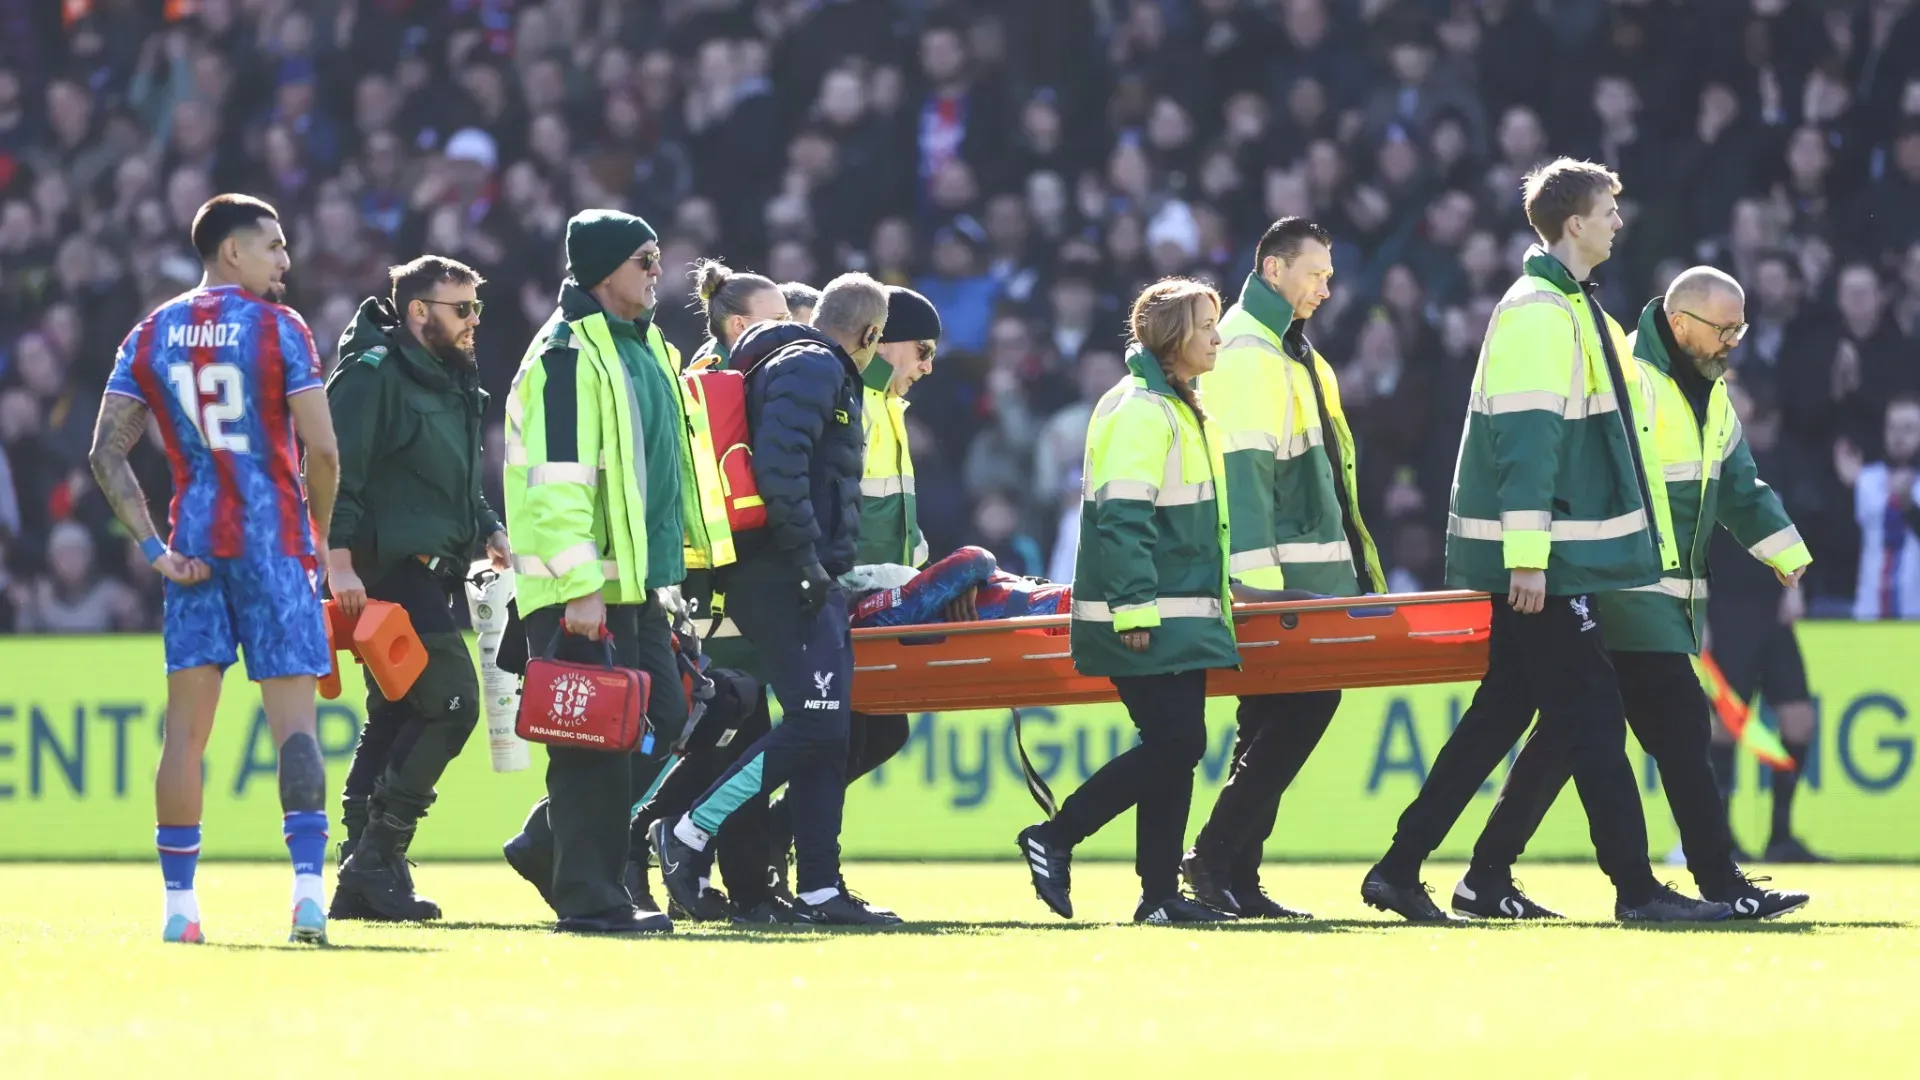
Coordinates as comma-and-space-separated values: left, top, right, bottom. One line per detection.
1695, 650, 1797, 772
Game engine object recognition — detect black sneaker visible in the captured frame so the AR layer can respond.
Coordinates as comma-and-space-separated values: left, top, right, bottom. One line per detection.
1018, 824, 1073, 919
732, 896, 800, 925
1133, 895, 1236, 924
1230, 884, 1313, 920
505, 832, 554, 908
1179, 849, 1240, 915
836, 879, 894, 920
1762, 835, 1832, 864
1616, 883, 1734, 922
650, 817, 712, 919
1451, 876, 1564, 920
792, 890, 904, 927
670, 885, 733, 923
1361, 865, 1463, 923
555, 905, 673, 935
1703, 871, 1810, 920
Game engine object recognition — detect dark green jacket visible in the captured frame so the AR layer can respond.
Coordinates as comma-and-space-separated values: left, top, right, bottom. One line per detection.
327, 297, 498, 583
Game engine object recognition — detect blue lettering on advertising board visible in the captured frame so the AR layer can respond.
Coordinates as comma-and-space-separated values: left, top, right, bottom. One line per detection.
1838, 693, 1911, 792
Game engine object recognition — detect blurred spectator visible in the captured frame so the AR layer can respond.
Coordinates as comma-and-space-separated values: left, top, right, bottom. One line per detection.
914, 223, 996, 355
1361, 34, 1486, 158
1837, 397, 1920, 620
4, 0, 1918, 632
13, 520, 140, 633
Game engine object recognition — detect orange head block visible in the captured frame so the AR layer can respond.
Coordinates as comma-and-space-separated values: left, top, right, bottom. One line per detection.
352, 600, 427, 701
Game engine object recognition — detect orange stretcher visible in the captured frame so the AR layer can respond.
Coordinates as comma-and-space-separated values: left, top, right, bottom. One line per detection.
848, 591, 1492, 713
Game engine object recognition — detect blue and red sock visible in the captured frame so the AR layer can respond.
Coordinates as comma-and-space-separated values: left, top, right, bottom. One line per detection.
283, 811, 329, 878
156, 824, 201, 892
157, 824, 202, 922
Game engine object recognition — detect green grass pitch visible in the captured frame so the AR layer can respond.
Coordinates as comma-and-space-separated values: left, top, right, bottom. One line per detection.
4, 862, 1916, 1077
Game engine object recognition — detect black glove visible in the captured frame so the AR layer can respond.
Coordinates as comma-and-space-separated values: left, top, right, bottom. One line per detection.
798, 562, 833, 616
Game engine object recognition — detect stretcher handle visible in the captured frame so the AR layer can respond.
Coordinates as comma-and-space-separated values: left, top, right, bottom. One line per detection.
848, 590, 1491, 642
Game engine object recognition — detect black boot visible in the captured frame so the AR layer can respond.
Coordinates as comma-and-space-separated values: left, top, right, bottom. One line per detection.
328, 795, 383, 920
337, 794, 369, 865
336, 810, 442, 922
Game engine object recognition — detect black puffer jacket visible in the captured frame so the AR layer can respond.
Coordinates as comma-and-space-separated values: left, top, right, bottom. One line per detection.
730, 322, 865, 578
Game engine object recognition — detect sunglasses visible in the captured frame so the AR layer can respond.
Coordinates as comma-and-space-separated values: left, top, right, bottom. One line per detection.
917, 341, 937, 363
630, 250, 662, 271
420, 298, 484, 319
1675, 309, 1748, 346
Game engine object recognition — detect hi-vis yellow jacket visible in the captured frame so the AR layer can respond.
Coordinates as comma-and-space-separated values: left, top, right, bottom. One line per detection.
856, 354, 926, 567
1070, 348, 1239, 678
505, 284, 735, 614
1598, 299, 1811, 653
1204, 272, 1385, 596
1445, 247, 1673, 596
504, 285, 655, 613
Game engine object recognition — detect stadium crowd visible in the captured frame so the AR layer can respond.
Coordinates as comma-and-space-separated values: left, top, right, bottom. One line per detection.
2, 0, 1919, 633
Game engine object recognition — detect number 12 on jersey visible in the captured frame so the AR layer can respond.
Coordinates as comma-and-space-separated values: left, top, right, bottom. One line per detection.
168, 362, 250, 453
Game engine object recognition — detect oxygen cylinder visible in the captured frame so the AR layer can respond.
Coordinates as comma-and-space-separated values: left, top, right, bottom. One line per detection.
466, 563, 530, 772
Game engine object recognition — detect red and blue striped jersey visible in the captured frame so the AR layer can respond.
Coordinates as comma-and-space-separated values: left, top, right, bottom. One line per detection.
104, 285, 325, 560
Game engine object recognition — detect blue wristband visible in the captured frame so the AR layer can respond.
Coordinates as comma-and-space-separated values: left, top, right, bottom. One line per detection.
140, 536, 167, 563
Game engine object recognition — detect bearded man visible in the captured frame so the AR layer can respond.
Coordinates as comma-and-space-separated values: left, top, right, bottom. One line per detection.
323, 255, 509, 922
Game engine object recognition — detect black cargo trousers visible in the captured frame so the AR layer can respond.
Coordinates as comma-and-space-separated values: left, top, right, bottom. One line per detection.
338, 559, 482, 858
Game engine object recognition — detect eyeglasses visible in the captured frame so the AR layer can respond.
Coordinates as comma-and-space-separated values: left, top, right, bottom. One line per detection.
630, 250, 662, 271
420, 299, 484, 319
916, 341, 937, 363
1675, 309, 1748, 346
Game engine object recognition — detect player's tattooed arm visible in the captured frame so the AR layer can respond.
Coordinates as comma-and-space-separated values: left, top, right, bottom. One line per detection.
88, 393, 159, 542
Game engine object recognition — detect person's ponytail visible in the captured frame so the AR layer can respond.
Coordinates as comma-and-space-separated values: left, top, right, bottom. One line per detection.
1126, 277, 1220, 422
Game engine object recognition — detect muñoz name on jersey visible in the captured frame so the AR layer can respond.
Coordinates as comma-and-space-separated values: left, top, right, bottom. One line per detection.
105, 284, 325, 560
165, 321, 245, 350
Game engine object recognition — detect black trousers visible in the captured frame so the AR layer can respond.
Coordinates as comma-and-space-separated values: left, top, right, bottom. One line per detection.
340, 560, 480, 837
1191, 690, 1341, 888
1050, 669, 1211, 902
517, 598, 688, 917
766, 710, 910, 867
685, 582, 855, 894
1471, 649, 1736, 889
629, 681, 776, 905
1379, 595, 1658, 903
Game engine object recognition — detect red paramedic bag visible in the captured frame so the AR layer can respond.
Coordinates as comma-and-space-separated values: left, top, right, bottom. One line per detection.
516, 630, 650, 753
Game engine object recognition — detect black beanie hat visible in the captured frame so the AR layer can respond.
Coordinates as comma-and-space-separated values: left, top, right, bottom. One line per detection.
881, 286, 942, 343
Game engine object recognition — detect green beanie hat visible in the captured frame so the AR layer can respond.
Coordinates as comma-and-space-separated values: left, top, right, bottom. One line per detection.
565, 209, 659, 289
